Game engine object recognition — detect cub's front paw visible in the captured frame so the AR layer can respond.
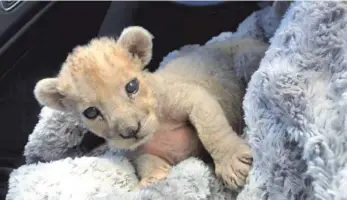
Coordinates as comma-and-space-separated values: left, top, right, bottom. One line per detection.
214, 143, 253, 190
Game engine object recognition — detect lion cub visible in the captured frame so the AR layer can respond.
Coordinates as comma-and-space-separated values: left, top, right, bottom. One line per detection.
33, 26, 268, 190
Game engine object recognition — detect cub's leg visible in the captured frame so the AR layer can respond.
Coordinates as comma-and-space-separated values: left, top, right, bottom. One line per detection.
132, 154, 172, 189
166, 85, 252, 190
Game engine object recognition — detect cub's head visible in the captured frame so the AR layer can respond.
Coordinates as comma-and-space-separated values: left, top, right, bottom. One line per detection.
34, 26, 159, 149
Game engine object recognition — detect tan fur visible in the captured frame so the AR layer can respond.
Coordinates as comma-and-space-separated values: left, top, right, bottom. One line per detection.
34, 26, 269, 190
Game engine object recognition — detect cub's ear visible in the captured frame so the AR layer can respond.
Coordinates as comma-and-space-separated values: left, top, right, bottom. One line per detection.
34, 78, 66, 111
117, 26, 154, 68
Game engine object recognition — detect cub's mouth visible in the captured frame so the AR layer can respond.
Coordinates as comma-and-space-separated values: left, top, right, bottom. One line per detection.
119, 122, 142, 140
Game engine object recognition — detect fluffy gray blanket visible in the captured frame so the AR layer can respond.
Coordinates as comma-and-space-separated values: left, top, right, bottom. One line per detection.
239, 1, 347, 200
9, 1, 346, 200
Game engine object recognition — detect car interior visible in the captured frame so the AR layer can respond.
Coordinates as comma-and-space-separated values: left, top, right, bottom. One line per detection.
0, 1, 262, 198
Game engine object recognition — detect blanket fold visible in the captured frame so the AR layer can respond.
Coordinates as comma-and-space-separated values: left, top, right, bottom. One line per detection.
239, 1, 347, 200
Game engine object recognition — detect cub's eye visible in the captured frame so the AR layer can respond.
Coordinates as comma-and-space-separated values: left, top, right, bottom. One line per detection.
125, 78, 139, 94
83, 107, 100, 119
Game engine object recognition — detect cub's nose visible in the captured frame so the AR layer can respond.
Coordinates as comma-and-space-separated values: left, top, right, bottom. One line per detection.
119, 123, 141, 139
119, 130, 137, 139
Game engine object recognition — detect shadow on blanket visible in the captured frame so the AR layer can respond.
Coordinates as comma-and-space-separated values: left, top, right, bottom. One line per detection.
5, 2, 299, 200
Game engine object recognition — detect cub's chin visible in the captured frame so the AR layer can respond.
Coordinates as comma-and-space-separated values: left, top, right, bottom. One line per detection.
107, 113, 160, 150
107, 130, 154, 150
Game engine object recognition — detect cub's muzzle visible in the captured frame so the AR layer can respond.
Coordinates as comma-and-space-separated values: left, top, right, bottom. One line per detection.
119, 122, 141, 139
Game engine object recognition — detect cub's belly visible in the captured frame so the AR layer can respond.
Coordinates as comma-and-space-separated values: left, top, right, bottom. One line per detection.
138, 125, 202, 165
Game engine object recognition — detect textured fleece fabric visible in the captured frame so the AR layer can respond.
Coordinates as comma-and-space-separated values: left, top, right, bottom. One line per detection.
239, 1, 347, 200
